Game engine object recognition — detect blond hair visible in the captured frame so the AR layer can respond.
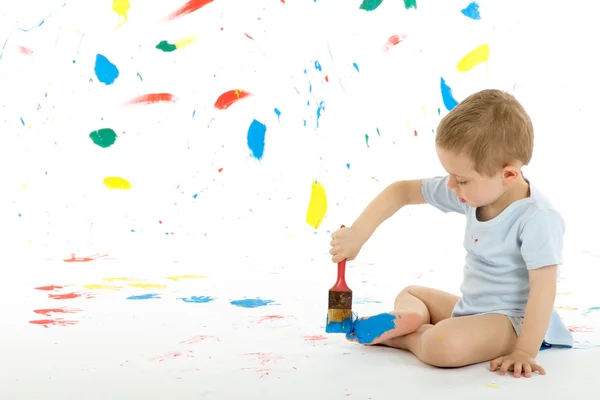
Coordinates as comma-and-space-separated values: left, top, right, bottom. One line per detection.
435, 89, 534, 177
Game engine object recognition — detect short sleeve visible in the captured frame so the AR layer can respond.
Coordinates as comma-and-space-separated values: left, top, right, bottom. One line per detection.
519, 209, 565, 270
421, 176, 467, 214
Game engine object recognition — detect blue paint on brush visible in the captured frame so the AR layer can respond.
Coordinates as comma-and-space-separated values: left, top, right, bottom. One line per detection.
461, 2, 481, 20
346, 312, 397, 344
178, 296, 214, 303
440, 77, 458, 111
247, 119, 266, 160
230, 298, 276, 308
325, 317, 353, 334
94, 54, 119, 85
127, 293, 160, 300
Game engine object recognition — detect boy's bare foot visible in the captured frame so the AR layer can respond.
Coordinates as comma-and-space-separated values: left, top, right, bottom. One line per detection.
346, 312, 422, 345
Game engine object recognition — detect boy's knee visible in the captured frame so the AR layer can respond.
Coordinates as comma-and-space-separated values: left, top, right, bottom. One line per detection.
396, 285, 424, 298
419, 329, 463, 367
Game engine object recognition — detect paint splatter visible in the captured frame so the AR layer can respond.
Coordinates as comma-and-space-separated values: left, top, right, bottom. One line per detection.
346, 312, 398, 344
303, 335, 328, 341
178, 296, 215, 303
230, 298, 276, 308
359, 0, 384, 11
83, 284, 122, 290
583, 306, 600, 315
112, 0, 130, 27
461, 2, 481, 19
403, 0, 417, 9
316, 101, 325, 128
166, 275, 206, 281
352, 63, 360, 72
64, 254, 109, 262
94, 54, 119, 85
128, 283, 167, 289
181, 335, 220, 344
440, 77, 458, 111
306, 180, 327, 229
384, 34, 406, 51
354, 298, 382, 304
154, 350, 195, 362
314, 60, 322, 71
89, 128, 117, 148
365, 133, 370, 147
166, 0, 215, 20
175, 36, 197, 49
457, 44, 489, 72
214, 90, 251, 109
103, 176, 131, 190
125, 93, 176, 105
103, 277, 135, 282
127, 293, 160, 300
156, 41, 177, 52
274, 108, 281, 121
257, 315, 287, 323
35, 285, 64, 291
48, 292, 81, 300
18, 46, 33, 55
484, 384, 500, 389
247, 119, 266, 160
29, 319, 78, 328
33, 308, 81, 317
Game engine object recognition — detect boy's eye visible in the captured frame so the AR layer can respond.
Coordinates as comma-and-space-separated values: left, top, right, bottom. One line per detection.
457, 181, 467, 185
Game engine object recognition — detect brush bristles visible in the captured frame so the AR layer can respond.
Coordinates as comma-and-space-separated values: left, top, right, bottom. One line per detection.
325, 308, 353, 333
327, 308, 352, 323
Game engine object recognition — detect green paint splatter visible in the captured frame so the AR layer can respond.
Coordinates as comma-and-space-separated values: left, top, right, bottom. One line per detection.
72, 60, 76, 64
365, 134, 370, 147
403, 0, 416, 9
359, 0, 384, 11
136, 72, 143, 81
156, 41, 177, 52
583, 306, 600, 315
437, 107, 441, 116
376, 127, 380, 136
89, 128, 117, 148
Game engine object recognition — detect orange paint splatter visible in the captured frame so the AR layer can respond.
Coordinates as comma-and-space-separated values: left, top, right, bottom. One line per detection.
33, 307, 81, 316
165, 0, 215, 20
63, 254, 108, 262
384, 34, 407, 51
125, 93, 176, 105
29, 318, 78, 328
214, 90, 251, 109
35, 285, 63, 291
18, 46, 33, 55
48, 292, 81, 300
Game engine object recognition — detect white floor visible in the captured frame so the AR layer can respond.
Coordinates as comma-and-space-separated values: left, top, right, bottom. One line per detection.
2, 212, 599, 399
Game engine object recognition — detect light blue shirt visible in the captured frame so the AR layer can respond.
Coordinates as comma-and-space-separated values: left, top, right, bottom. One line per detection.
421, 175, 573, 348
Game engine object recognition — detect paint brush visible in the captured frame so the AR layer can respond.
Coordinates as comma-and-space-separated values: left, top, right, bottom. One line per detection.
326, 225, 353, 333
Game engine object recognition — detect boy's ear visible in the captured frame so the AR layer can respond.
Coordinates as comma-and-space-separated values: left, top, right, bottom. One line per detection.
502, 165, 520, 183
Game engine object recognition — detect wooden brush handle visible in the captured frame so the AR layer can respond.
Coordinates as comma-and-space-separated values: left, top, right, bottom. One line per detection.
331, 224, 350, 292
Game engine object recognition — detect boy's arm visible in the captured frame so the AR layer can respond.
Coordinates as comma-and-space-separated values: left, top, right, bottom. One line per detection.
515, 265, 558, 357
351, 179, 425, 242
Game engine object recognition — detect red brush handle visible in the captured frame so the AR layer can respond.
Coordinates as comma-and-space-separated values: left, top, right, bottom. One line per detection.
331, 224, 351, 292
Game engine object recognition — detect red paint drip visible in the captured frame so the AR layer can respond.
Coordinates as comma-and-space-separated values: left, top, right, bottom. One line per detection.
384, 34, 407, 52
29, 318, 78, 328
33, 307, 81, 316
214, 90, 251, 109
35, 285, 63, 291
165, 0, 215, 20
48, 292, 81, 300
63, 253, 108, 262
18, 46, 34, 55
125, 93, 176, 105
244, 33, 254, 40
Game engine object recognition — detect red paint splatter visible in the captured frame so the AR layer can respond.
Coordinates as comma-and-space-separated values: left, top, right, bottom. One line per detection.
48, 292, 81, 300
280, 0, 285, 3
257, 315, 286, 323
18, 46, 33, 55
303, 335, 327, 341
159, 220, 163, 224
214, 90, 251, 109
371, 177, 379, 182
568, 326, 595, 333
29, 318, 78, 328
35, 285, 64, 291
63, 254, 108, 263
325, 75, 329, 82
474, 238, 479, 243
384, 34, 407, 52
244, 33, 254, 40
154, 350, 195, 362
414, 129, 418, 136
180, 335, 220, 344
218, 168, 223, 172
165, 0, 215, 20
125, 93, 176, 105
33, 307, 81, 316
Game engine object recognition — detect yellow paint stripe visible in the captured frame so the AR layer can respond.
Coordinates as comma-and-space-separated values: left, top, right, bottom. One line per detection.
457, 44, 490, 72
306, 181, 327, 229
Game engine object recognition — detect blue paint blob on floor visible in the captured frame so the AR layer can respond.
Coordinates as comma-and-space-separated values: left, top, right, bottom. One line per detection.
461, 1, 481, 19
347, 312, 397, 344
440, 77, 458, 111
274, 108, 281, 121
94, 54, 119, 85
314, 60, 322, 71
352, 62, 360, 72
230, 298, 276, 308
127, 293, 160, 300
247, 119, 266, 160
178, 296, 215, 303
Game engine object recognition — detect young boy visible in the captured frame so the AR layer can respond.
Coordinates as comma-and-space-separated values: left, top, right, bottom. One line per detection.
329, 89, 573, 378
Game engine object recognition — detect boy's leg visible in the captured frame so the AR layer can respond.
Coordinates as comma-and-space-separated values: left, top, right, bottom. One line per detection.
380, 313, 517, 368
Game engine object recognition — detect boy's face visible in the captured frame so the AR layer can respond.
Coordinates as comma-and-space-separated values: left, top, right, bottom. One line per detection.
436, 147, 506, 208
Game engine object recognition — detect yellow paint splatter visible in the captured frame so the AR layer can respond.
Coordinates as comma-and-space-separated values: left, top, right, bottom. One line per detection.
457, 44, 490, 72
83, 284, 122, 290
484, 384, 500, 389
306, 181, 327, 229
103, 277, 135, 282
165, 275, 206, 281
103, 176, 131, 190
128, 283, 167, 289
112, 0, 130, 27
175, 36, 197, 49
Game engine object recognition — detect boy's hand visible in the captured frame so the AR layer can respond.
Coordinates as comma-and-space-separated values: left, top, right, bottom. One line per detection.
329, 226, 366, 263
490, 349, 546, 378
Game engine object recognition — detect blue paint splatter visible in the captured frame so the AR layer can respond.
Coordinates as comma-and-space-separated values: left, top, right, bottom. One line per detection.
303, 120, 307, 126
18, 213, 22, 217
94, 54, 119, 85
230, 298, 276, 308
461, 2, 481, 20
0, 37, 9, 61
127, 294, 160, 300
440, 77, 458, 111
247, 119, 266, 160
192, 109, 196, 118
274, 108, 281, 121
354, 298, 382, 304
346, 312, 397, 344
20, 117, 25, 126
316, 101, 325, 128
352, 63, 360, 72
178, 296, 214, 303
18, 18, 46, 32
346, 163, 350, 169
315, 60, 322, 71
309, 82, 312, 93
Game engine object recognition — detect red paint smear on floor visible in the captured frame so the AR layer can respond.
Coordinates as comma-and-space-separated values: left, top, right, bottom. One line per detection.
29, 319, 78, 328
63, 253, 108, 262
35, 285, 64, 291
244, 33, 254, 40
325, 75, 329, 82
303, 335, 327, 341
18, 46, 33, 55
166, 0, 215, 20
257, 315, 286, 323
154, 350, 195, 362
33, 307, 82, 316
214, 90, 251, 109
181, 335, 220, 344
48, 292, 81, 300
384, 34, 407, 51
125, 93, 176, 105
